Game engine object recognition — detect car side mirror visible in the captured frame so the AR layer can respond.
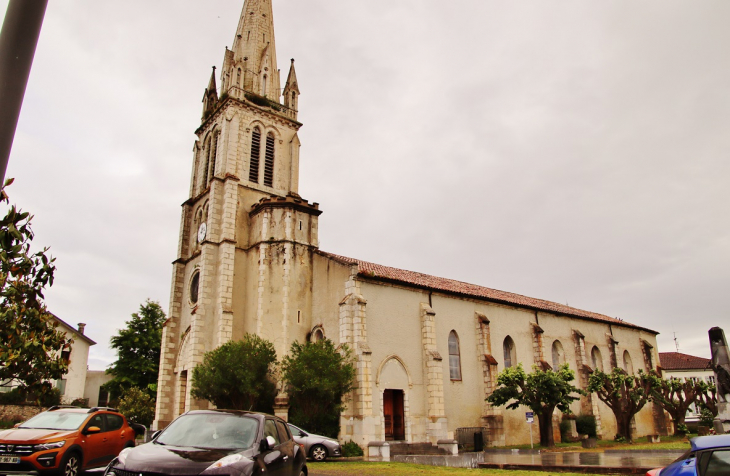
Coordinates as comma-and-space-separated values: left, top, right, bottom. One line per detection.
85, 426, 101, 434
259, 436, 276, 451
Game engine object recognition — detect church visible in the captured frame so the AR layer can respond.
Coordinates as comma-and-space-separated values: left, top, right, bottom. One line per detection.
154, 0, 664, 447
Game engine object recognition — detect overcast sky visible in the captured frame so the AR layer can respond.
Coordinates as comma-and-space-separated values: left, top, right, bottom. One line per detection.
2, 0, 728, 370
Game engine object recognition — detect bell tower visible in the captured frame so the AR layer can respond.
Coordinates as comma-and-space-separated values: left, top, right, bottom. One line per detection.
155, 0, 319, 428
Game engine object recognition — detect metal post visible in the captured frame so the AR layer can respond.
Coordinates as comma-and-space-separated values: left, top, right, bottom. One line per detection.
530, 421, 533, 449
0, 0, 49, 185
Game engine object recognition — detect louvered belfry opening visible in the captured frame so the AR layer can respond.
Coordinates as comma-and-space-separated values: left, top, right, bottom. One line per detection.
208, 131, 218, 185
264, 133, 275, 187
249, 127, 261, 183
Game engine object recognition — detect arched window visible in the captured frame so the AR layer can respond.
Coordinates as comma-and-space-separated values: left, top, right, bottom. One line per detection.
448, 331, 461, 381
551, 340, 565, 370
189, 271, 200, 305
208, 131, 218, 185
262, 75, 267, 96
249, 126, 261, 183
310, 327, 324, 343
503, 336, 516, 368
237, 68, 242, 87
591, 346, 604, 372
623, 350, 634, 374
264, 132, 275, 187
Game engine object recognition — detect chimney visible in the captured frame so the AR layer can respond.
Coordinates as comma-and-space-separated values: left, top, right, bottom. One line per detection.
77, 323, 86, 335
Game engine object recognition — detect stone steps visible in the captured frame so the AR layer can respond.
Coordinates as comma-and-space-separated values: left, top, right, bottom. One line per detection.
388, 442, 450, 456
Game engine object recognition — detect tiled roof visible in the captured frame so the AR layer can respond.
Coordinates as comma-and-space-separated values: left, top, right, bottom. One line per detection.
318, 251, 657, 334
659, 352, 711, 371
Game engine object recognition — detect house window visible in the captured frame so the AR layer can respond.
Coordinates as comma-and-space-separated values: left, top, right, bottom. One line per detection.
56, 379, 67, 395
249, 127, 261, 183
264, 133, 275, 187
503, 336, 516, 368
311, 327, 324, 342
551, 340, 565, 370
591, 346, 604, 372
448, 331, 462, 381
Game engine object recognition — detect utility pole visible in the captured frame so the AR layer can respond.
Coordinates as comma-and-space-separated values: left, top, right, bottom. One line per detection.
0, 0, 49, 185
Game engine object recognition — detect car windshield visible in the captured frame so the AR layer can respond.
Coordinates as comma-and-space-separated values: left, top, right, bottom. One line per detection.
19, 412, 88, 431
157, 414, 258, 450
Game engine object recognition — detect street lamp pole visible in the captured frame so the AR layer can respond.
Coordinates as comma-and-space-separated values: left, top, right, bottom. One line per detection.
0, 0, 48, 185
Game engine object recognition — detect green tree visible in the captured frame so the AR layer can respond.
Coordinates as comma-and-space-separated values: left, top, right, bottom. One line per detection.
651, 377, 708, 435
587, 368, 660, 442
191, 334, 278, 411
281, 339, 356, 438
104, 300, 166, 399
0, 179, 71, 400
118, 387, 155, 427
487, 363, 583, 447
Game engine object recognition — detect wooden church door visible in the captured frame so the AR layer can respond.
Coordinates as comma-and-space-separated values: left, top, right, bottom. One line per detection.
383, 389, 405, 440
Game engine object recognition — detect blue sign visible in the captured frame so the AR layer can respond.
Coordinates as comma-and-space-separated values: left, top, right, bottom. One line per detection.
526, 411, 534, 423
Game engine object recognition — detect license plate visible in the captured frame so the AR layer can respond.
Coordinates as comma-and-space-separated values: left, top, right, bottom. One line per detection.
0, 456, 20, 464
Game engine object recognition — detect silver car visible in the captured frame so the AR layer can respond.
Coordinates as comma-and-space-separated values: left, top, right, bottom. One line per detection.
287, 423, 342, 461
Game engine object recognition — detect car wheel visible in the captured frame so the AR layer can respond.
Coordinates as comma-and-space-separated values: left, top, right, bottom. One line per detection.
60, 451, 82, 476
310, 444, 327, 462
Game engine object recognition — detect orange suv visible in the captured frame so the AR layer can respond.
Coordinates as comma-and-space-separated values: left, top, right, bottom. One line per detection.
0, 406, 138, 476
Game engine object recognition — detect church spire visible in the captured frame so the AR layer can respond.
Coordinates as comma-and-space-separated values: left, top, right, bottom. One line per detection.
222, 0, 280, 102
283, 58, 300, 116
201, 66, 218, 120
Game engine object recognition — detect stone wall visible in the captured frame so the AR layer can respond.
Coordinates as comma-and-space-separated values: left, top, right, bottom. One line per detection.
0, 405, 43, 423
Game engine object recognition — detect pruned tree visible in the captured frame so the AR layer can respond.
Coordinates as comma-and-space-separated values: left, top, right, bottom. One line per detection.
487, 363, 583, 447
191, 334, 277, 411
0, 179, 71, 400
587, 368, 660, 442
104, 300, 166, 400
281, 339, 356, 438
698, 384, 718, 417
651, 378, 709, 435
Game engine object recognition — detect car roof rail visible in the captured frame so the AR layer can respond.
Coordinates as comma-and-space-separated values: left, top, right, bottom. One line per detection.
47, 405, 81, 411
88, 407, 119, 413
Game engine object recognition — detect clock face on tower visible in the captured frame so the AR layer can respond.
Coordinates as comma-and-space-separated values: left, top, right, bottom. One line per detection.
197, 222, 207, 243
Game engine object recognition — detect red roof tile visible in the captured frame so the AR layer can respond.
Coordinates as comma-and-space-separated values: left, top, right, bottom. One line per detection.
318, 251, 657, 334
659, 352, 711, 371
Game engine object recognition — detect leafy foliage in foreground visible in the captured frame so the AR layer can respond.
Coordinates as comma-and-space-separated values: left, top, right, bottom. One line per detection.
281, 339, 356, 438
487, 363, 583, 447
0, 179, 71, 401
191, 334, 278, 411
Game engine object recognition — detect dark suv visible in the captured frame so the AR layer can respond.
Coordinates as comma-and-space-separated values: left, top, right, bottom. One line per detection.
104, 410, 307, 476
0, 406, 137, 476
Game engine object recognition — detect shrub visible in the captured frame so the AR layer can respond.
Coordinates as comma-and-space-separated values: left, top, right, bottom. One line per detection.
37, 388, 61, 407
699, 408, 715, 427
0, 388, 25, 405
118, 387, 155, 428
559, 420, 572, 442
341, 440, 363, 457
676, 423, 689, 436
70, 398, 88, 407
576, 415, 597, 438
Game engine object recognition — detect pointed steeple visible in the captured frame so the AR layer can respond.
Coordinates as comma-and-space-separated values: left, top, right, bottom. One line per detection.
283, 58, 300, 117
223, 0, 280, 102
201, 66, 218, 120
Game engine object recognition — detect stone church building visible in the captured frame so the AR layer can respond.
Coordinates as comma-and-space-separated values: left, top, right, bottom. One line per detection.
154, 0, 663, 446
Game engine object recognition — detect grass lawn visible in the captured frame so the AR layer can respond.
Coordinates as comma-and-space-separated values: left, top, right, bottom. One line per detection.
308, 462, 605, 476
499, 434, 691, 452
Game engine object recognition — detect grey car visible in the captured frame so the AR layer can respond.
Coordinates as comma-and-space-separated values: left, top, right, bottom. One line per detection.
287, 423, 342, 461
